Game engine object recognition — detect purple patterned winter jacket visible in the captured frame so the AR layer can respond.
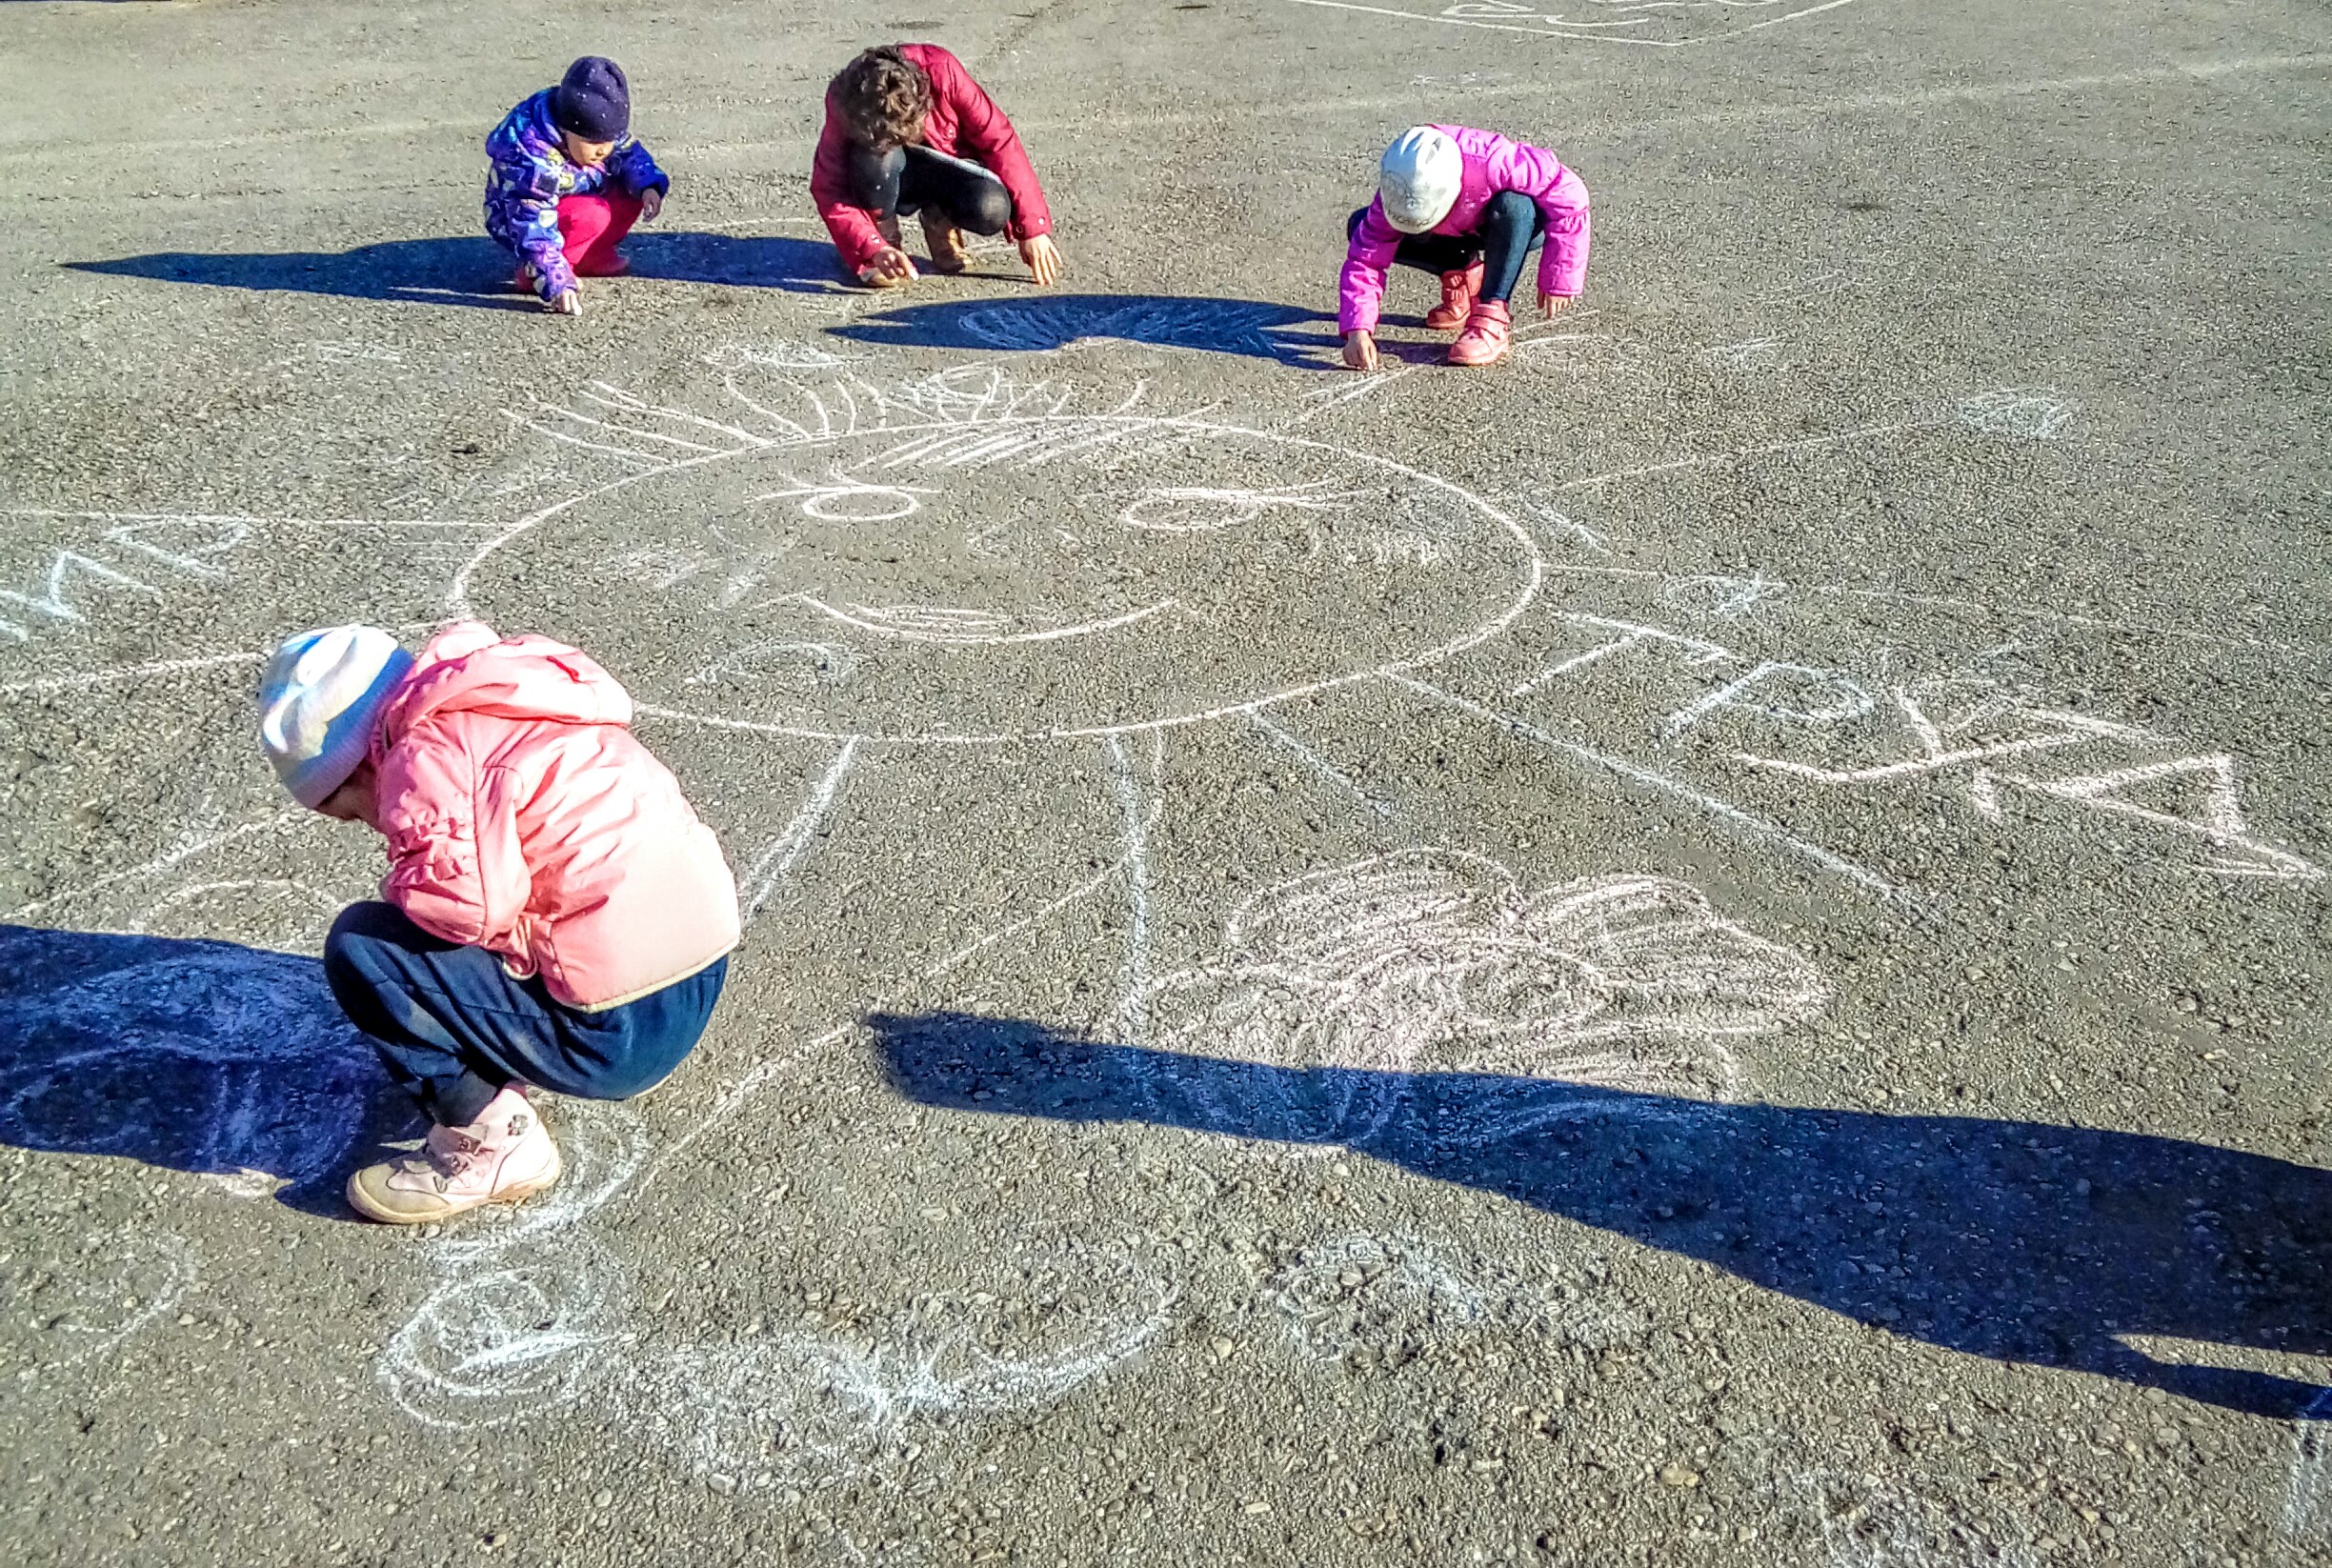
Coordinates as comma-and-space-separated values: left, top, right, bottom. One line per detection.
483, 90, 670, 301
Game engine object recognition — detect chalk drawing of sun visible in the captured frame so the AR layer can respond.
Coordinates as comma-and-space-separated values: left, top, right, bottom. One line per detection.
452, 362, 1542, 744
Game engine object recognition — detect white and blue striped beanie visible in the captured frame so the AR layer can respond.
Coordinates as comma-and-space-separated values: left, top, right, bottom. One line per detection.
256, 626, 413, 808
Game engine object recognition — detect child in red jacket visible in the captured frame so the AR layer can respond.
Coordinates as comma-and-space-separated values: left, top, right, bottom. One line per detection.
811, 44, 1062, 289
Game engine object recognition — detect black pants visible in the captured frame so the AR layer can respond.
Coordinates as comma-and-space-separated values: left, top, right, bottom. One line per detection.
848, 143, 1014, 235
322, 901, 727, 1127
1348, 189, 1545, 306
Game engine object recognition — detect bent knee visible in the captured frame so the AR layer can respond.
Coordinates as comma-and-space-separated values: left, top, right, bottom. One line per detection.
324, 900, 423, 975
1484, 189, 1540, 231
963, 182, 1015, 236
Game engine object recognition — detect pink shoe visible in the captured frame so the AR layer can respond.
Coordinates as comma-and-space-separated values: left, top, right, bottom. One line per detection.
347, 1086, 562, 1225
573, 253, 631, 279
511, 263, 535, 292
1424, 259, 1484, 331
1447, 299, 1513, 368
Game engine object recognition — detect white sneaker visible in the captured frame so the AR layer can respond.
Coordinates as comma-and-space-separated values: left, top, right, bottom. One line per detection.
347, 1086, 562, 1225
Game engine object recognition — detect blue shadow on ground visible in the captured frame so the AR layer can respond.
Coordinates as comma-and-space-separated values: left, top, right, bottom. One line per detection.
0, 924, 401, 1216
831, 292, 1343, 365
68, 231, 843, 307
873, 1011, 2332, 1419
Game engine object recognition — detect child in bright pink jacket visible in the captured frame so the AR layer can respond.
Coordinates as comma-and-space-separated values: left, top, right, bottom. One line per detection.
1339, 125, 1591, 371
257, 621, 740, 1225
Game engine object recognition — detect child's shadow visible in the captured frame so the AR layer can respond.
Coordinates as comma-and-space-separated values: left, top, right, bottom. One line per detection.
70, 237, 537, 311
69, 232, 847, 308
832, 292, 1345, 367
620, 231, 850, 292
874, 1011, 2332, 1419
0, 923, 408, 1219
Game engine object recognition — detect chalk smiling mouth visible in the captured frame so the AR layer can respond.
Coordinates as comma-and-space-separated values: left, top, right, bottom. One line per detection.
797, 595, 1178, 645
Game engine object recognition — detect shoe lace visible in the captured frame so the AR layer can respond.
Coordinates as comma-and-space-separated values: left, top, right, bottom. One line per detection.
426, 1132, 485, 1181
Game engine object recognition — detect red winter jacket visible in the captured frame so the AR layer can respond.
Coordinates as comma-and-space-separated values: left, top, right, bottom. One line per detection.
811, 44, 1052, 274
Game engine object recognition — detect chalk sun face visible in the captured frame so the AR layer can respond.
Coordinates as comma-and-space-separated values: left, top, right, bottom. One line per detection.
455, 368, 1540, 742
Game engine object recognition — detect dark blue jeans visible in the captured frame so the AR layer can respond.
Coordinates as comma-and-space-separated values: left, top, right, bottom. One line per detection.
1348, 189, 1546, 306
323, 901, 728, 1127
847, 142, 1014, 234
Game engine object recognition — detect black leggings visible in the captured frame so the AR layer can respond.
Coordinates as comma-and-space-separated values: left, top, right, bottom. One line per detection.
1348, 189, 1545, 306
848, 143, 1014, 235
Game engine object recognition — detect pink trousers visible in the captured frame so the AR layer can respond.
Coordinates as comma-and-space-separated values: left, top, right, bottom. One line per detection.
555, 191, 641, 275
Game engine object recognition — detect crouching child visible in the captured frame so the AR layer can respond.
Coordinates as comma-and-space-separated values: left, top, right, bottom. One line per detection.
257, 621, 739, 1223
812, 44, 1061, 288
486, 55, 670, 315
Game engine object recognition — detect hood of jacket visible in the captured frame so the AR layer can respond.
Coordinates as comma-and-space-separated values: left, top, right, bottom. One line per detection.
375, 620, 633, 753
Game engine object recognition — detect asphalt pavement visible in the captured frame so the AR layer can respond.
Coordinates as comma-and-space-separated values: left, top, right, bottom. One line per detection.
1, 1, 2328, 1564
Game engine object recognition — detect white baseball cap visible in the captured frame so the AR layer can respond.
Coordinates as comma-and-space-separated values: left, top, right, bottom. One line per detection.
256, 626, 413, 808
1378, 127, 1462, 234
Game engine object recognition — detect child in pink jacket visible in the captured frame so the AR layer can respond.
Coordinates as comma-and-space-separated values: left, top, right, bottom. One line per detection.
1339, 125, 1591, 371
257, 622, 740, 1224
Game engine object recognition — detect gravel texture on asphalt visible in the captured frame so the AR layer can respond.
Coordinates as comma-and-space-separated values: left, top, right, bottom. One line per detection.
1, 2, 2328, 1564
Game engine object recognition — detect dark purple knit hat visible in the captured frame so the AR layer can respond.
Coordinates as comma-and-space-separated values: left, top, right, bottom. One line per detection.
551, 56, 630, 141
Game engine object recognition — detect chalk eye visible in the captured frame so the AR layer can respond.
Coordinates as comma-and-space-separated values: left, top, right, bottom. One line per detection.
749, 472, 935, 524
1117, 483, 1360, 533
687, 641, 858, 693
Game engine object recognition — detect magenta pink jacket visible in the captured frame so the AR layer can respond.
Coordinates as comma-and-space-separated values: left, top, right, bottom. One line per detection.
370, 622, 740, 1011
1338, 124, 1592, 335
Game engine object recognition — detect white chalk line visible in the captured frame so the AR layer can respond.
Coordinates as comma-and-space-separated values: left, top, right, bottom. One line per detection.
1511, 613, 1734, 698
1144, 849, 1819, 1115
798, 595, 1179, 646
24, 1232, 201, 1371
0, 508, 487, 531
1732, 691, 2322, 882
739, 737, 862, 923
1279, 366, 1419, 430
10, 52, 2324, 167
2282, 1387, 2332, 1544
1382, 671, 1906, 903
1499, 559, 2324, 660
1285, 0, 1868, 48
1556, 417, 1943, 490
127, 876, 344, 937
623, 1029, 851, 1205
1245, 711, 1402, 824
464, 394, 1547, 747
9, 807, 312, 920
0, 650, 266, 696
1107, 733, 1160, 1041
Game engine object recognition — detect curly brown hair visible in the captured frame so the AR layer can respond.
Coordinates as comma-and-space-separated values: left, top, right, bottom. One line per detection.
833, 46, 932, 151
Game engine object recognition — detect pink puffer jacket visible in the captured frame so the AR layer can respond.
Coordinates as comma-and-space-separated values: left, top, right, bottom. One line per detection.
370, 622, 740, 1011
1338, 123, 1592, 335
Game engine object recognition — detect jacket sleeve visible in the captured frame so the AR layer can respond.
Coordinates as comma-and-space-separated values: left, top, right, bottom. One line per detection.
608, 135, 671, 199
1337, 198, 1403, 335
492, 152, 577, 301
1492, 139, 1591, 300
933, 50, 1051, 242
378, 735, 535, 963
810, 97, 888, 274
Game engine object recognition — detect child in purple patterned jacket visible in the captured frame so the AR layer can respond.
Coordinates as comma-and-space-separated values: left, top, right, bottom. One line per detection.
485, 57, 671, 316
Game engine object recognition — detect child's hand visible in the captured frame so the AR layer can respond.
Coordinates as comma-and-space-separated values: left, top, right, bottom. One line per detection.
859, 246, 916, 288
1342, 330, 1379, 372
639, 188, 664, 223
1020, 234, 1062, 287
548, 289, 582, 316
1539, 291, 1573, 319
